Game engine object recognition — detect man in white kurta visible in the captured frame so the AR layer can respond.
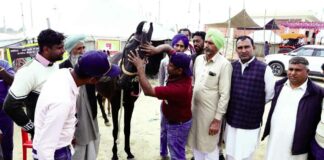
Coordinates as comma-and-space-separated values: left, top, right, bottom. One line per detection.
265, 80, 308, 160
188, 29, 232, 160
263, 56, 324, 160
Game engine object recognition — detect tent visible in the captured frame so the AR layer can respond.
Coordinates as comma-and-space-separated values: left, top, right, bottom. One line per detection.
205, 9, 260, 28
248, 30, 282, 44
238, 19, 280, 30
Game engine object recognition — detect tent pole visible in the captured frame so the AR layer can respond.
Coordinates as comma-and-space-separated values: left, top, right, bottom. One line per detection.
264, 9, 266, 43
225, 7, 231, 58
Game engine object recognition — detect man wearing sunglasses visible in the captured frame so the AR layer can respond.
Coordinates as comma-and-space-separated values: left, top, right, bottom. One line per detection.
224, 36, 275, 160
59, 35, 101, 160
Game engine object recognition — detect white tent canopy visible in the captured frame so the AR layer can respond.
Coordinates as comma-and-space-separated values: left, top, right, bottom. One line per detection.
248, 30, 282, 44
14, 21, 175, 41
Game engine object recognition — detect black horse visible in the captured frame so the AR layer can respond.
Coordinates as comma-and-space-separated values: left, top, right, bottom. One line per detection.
96, 21, 153, 160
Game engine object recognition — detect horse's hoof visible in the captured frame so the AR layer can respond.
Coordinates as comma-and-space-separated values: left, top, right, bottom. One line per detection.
125, 148, 134, 159
105, 121, 111, 126
127, 154, 135, 160
111, 155, 119, 160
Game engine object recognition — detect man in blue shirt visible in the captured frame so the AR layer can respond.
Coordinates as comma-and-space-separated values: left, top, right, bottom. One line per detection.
0, 60, 15, 160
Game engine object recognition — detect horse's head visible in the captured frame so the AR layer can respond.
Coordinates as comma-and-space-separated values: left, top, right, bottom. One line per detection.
96, 21, 153, 98
117, 21, 153, 91
121, 21, 153, 76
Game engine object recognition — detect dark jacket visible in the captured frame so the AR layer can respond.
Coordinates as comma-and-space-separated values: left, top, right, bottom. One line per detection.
59, 59, 98, 119
262, 78, 324, 155
226, 59, 267, 129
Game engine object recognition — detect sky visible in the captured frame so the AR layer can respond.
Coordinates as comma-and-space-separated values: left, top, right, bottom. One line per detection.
0, 0, 323, 37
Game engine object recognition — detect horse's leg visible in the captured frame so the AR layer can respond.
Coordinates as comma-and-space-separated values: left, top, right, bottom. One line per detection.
107, 99, 112, 117
96, 93, 109, 125
110, 90, 121, 160
123, 90, 137, 159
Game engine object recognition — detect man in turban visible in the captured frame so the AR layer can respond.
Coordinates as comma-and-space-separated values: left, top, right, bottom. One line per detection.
59, 35, 100, 160
158, 34, 189, 159
187, 29, 232, 160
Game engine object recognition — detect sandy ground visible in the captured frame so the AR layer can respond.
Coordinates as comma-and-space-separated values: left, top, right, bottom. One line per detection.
12, 78, 324, 160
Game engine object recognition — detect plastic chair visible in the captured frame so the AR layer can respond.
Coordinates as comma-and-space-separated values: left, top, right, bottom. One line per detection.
21, 128, 33, 160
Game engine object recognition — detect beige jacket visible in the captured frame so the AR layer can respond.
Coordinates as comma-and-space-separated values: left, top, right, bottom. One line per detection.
188, 53, 232, 152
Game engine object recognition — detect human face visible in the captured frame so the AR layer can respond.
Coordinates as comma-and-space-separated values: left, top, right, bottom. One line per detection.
204, 37, 218, 56
236, 39, 255, 63
287, 63, 309, 88
167, 62, 182, 77
71, 42, 85, 56
173, 40, 186, 52
47, 43, 65, 62
193, 35, 204, 54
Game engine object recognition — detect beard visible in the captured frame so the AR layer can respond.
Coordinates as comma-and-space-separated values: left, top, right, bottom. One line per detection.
204, 48, 212, 55
69, 54, 82, 67
195, 47, 203, 54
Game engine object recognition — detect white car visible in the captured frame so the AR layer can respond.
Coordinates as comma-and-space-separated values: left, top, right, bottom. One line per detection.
264, 45, 324, 77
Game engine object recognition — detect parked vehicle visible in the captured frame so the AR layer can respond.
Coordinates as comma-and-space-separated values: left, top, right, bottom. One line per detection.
265, 45, 324, 77
278, 33, 305, 54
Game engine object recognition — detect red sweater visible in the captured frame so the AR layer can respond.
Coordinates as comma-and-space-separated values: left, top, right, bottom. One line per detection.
155, 76, 192, 122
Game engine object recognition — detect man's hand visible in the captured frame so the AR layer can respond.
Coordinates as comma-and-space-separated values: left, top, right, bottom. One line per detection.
128, 51, 146, 70
140, 43, 159, 56
22, 120, 35, 135
208, 119, 221, 136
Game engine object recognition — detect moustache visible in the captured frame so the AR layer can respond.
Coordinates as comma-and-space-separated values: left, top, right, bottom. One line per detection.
204, 48, 209, 52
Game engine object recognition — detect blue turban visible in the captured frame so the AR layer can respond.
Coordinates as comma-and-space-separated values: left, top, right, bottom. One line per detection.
171, 34, 189, 49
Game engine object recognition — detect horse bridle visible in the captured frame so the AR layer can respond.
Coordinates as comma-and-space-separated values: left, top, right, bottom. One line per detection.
120, 33, 148, 76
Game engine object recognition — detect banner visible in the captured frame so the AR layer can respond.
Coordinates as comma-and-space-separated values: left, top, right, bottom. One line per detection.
281, 22, 324, 29
7, 44, 38, 71
96, 39, 121, 56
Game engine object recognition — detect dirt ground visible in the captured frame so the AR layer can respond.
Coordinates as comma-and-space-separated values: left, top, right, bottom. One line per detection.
12, 78, 324, 160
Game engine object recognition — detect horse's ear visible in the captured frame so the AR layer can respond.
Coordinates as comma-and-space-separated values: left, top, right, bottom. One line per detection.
136, 21, 146, 34
146, 22, 153, 41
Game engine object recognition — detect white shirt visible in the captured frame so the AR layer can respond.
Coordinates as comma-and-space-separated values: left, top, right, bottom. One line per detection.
158, 56, 169, 86
315, 100, 324, 148
266, 79, 308, 160
33, 69, 79, 160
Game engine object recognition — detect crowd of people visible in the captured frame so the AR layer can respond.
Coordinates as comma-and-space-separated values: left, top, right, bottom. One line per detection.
0, 26, 322, 160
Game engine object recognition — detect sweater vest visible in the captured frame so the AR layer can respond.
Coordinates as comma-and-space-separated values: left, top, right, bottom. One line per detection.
226, 59, 267, 129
